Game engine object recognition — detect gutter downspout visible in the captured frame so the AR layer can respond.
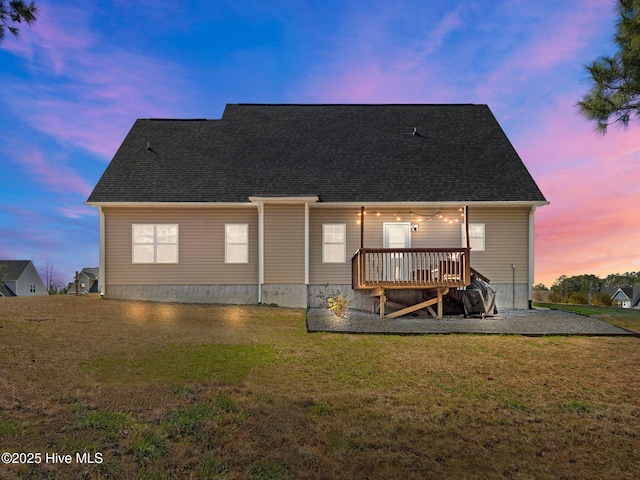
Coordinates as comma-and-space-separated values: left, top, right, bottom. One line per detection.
98, 206, 106, 296
257, 201, 264, 304
528, 206, 536, 309
305, 202, 310, 286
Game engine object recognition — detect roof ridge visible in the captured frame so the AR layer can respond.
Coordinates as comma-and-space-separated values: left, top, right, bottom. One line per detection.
233, 103, 481, 107
147, 118, 210, 122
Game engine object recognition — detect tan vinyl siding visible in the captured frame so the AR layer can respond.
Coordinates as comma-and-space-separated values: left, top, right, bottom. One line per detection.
309, 207, 464, 284
310, 208, 360, 284
466, 207, 530, 284
263, 204, 305, 284
104, 207, 258, 286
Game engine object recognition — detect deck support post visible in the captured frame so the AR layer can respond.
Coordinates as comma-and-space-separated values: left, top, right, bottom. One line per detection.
370, 287, 386, 318
382, 287, 450, 320
437, 287, 449, 319
360, 205, 365, 249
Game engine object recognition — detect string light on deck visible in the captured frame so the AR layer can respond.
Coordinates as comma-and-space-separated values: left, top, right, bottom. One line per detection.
409, 210, 465, 225
355, 209, 464, 225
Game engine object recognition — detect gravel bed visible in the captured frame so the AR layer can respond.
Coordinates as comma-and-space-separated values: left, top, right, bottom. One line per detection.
306, 307, 637, 336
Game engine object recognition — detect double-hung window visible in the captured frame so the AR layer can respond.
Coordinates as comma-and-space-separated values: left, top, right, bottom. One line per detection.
323, 224, 346, 263
225, 224, 249, 263
132, 224, 179, 263
463, 223, 485, 251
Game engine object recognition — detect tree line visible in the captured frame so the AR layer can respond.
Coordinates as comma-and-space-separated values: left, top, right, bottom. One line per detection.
534, 272, 640, 306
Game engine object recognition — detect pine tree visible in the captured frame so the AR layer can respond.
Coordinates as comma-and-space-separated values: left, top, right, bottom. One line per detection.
578, 0, 640, 132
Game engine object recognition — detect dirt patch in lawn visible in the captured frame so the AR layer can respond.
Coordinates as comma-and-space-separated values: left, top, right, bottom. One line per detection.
1, 295, 639, 479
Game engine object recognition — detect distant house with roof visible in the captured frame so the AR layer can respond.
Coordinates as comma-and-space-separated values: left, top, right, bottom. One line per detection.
86, 104, 548, 315
632, 287, 640, 309
611, 287, 634, 308
67, 268, 100, 294
606, 285, 640, 309
603, 285, 640, 309
0, 260, 48, 297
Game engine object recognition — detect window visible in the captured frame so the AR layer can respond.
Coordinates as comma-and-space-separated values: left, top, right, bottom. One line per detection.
463, 223, 485, 251
225, 224, 249, 263
30, 284, 36, 293
323, 224, 346, 263
132, 224, 179, 263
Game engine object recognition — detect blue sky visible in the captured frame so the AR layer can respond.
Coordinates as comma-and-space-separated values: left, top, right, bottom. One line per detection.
1, 0, 638, 288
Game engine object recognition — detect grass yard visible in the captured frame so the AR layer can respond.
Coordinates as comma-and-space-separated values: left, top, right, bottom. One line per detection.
534, 302, 640, 333
0, 296, 639, 479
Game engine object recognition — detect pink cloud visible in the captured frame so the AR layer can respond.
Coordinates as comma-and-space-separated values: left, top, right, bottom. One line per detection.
392, 5, 464, 72
475, 0, 615, 106
300, 4, 464, 103
2, 1, 192, 159
57, 205, 98, 219
521, 99, 640, 286
21, 150, 93, 199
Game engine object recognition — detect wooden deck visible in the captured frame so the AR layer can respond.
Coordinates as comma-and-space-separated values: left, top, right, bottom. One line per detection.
351, 247, 472, 319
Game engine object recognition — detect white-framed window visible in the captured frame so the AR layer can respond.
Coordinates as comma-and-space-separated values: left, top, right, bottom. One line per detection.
463, 223, 485, 251
132, 224, 179, 263
30, 284, 36, 293
323, 224, 346, 263
225, 224, 249, 263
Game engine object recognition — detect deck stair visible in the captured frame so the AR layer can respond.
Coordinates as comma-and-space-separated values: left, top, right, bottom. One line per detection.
369, 268, 491, 320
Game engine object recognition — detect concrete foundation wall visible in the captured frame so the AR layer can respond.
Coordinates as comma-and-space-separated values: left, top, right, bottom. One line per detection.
309, 283, 531, 313
261, 284, 308, 308
492, 283, 530, 310
308, 284, 375, 313
106, 285, 258, 304
105, 282, 531, 312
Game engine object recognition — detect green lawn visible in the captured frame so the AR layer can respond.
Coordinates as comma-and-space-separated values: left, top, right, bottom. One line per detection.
534, 302, 640, 333
0, 296, 639, 479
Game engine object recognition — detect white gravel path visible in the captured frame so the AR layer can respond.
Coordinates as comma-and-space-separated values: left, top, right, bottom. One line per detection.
306, 307, 637, 336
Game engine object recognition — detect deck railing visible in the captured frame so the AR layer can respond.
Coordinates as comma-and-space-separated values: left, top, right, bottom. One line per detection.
352, 247, 471, 290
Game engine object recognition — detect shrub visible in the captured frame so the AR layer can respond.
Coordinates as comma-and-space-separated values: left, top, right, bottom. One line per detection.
316, 286, 352, 317
548, 291, 564, 303
568, 292, 589, 305
591, 292, 613, 307
327, 295, 352, 317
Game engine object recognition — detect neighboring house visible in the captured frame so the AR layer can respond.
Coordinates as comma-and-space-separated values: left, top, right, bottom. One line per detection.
632, 285, 640, 309
610, 287, 634, 308
604, 286, 640, 309
0, 260, 48, 297
608, 285, 640, 309
68, 268, 100, 294
86, 104, 548, 314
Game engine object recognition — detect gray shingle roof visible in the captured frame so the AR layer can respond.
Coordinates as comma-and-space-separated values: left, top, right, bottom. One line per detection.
87, 104, 547, 204
0, 260, 31, 281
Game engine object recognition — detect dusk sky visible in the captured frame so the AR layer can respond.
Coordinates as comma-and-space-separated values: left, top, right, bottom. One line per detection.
1, 0, 638, 289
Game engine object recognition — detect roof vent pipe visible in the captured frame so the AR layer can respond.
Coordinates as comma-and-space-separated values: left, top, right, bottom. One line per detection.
412, 127, 417, 136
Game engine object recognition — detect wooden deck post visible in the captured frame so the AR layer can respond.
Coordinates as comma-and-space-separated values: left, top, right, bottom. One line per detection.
370, 287, 386, 318
464, 205, 470, 250
360, 205, 365, 249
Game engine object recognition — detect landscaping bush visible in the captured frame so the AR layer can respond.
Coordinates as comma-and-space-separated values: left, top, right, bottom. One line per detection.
592, 292, 613, 307
548, 291, 564, 303
568, 292, 589, 305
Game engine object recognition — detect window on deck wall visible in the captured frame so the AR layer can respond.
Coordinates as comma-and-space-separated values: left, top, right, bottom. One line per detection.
132, 224, 179, 263
225, 224, 249, 263
462, 223, 485, 251
323, 224, 346, 263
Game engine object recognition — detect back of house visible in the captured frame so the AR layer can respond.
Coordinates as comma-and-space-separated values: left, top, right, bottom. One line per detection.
87, 104, 548, 312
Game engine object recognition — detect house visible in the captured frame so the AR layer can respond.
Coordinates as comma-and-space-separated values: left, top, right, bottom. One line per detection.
67, 268, 100, 294
86, 104, 548, 315
632, 286, 640, 309
607, 285, 640, 308
0, 260, 49, 297
609, 287, 633, 308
